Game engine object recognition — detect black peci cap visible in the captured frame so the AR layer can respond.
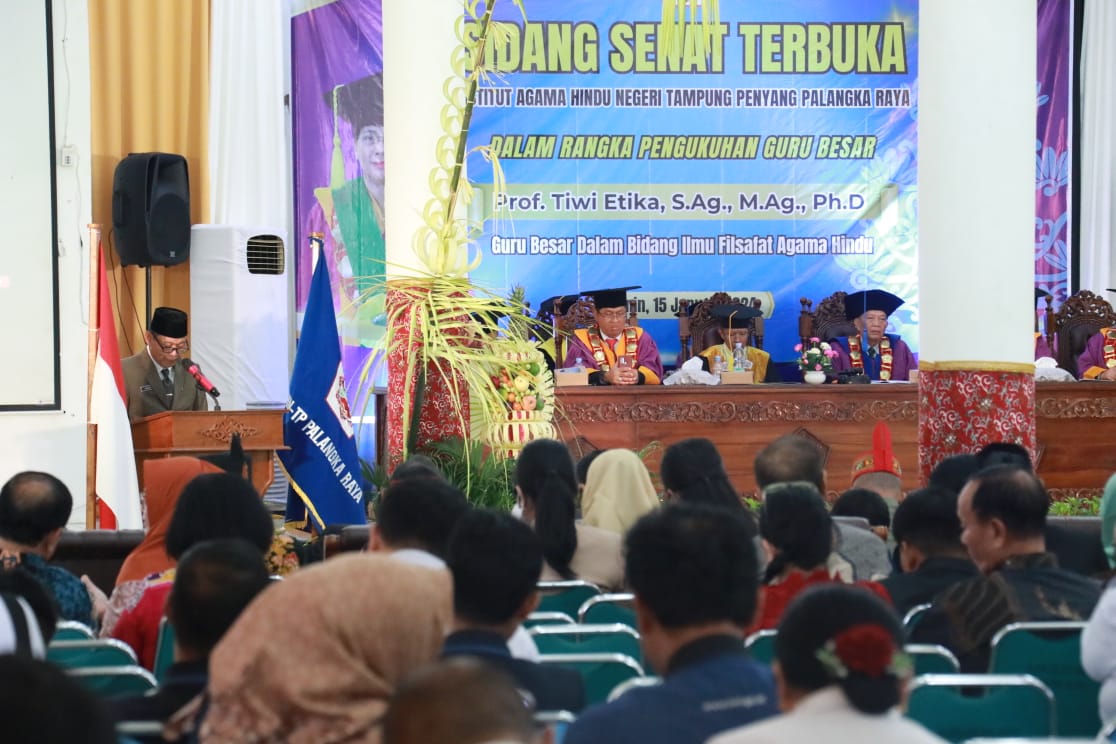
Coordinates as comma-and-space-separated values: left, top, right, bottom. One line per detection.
149, 307, 188, 338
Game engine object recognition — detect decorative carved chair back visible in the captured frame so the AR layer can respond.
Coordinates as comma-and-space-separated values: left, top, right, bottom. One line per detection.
1053, 290, 1116, 376
1036, 294, 1055, 357
799, 298, 816, 346
676, 299, 692, 363
627, 299, 640, 328
749, 298, 766, 350
552, 297, 598, 363
813, 291, 858, 342
688, 292, 740, 357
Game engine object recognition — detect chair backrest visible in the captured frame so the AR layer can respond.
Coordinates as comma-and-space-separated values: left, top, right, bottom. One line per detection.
530, 623, 642, 662
551, 297, 598, 364
905, 644, 960, 675
53, 620, 96, 641
988, 621, 1098, 738
68, 665, 158, 698
906, 673, 1056, 742
1053, 290, 1116, 376
48, 638, 139, 669
903, 603, 933, 638
152, 616, 176, 682
537, 652, 645, 706
526, 611, 577, 628
577, 593, 636, 629
536, 580, 602, 619
813, 291, 858, 341
744, 628, 777, 665
606, 675, 662, 702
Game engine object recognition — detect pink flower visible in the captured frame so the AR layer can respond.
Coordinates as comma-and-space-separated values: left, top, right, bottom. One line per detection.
814, 363, 823, 371
794, 344, 803, 352
809, 337, 820, 343
825, 349, 838, 358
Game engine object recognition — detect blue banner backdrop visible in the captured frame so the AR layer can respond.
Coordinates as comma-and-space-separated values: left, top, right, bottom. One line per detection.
466, 0, 920, 364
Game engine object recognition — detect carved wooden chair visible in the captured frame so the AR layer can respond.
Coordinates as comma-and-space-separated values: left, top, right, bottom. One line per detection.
1052, 290, 1116, 377
812, 291, 858, 342
799, 298, 816, 346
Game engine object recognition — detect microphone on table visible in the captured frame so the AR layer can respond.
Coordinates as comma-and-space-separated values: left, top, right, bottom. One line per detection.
184, 359, 222, 410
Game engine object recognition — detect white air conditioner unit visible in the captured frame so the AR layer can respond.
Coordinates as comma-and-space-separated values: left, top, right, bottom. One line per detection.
189, 224, 291, 412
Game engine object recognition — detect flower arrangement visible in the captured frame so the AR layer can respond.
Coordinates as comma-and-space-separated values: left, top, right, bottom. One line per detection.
795, 337, 839, 373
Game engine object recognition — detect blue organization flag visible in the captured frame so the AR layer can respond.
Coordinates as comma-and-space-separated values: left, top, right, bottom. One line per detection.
279, 243, 368, 531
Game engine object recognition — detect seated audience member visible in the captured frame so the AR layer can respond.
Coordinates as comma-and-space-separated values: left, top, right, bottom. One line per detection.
911, 466, 1102, 672
110, 539, 271, 729
928, 454, 980, 495
576, 450, 604, 494
976, 441, 1107, 575
0, 591, 45, 658
371, 476, 470, 566
564, 503, 778, 744
112, 472, 275, 669
1083, 581, 1116, 726
0, 655, 117, 744
0, 471, 93, 626
754, 436, 891, 581
98, 457, 223, 636
200, 553, 451, 744
660, 437, 748, 513
849, 422, 904, 506
829, 290, 917, 382
879, 486, 978, 617
751, 483, 889, 632
444, 509, 585, 712
517, 440, 623, 591
833, 489, 891, 542
561, 286, 664, 385
384, 658, 542, 744
1077, 326, 1116, 380
1101, 473, 1116, 569
0, 566, 58, 644
581, 448, 659, 536
709, 585, 948, 744
698, 304, 771, 383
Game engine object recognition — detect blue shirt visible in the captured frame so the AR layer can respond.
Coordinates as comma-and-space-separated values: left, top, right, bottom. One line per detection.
20, 552, 94, 627
564, 634, 778, 744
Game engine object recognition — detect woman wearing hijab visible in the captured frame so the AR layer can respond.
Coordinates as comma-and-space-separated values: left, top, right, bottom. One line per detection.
580, 449, 659, 536
97, 457, 224, 636
200, 553, 451, 744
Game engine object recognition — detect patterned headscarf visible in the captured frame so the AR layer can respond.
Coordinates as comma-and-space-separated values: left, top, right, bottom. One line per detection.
201, 553, 451, 744
581, 449, 660, 535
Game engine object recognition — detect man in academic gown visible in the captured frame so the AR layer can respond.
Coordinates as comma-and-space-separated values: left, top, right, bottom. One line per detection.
1077, 327, 1116, 380
697, 303, 771, 382
562, 286, 663, 385
830, 289, 917, 382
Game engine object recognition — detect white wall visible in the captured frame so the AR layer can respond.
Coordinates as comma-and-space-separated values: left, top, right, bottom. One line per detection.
0, 0, 93, 528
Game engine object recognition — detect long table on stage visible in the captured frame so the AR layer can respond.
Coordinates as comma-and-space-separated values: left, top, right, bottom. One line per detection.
554, 382, 1116, 499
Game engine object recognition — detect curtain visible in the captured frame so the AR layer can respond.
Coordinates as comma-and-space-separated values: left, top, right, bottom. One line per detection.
208, 0, 289, 230
1079, 0, 1116, 294
88, 0, 210, 352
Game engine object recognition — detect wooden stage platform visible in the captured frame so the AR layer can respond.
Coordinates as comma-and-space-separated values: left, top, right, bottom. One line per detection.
554, 382, 1116, 500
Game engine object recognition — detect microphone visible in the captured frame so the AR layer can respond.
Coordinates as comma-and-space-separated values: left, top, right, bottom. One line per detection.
184, 359, 221, 397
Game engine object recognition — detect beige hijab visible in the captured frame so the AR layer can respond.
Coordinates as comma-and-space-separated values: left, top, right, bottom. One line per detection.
581, 449, 659, 535
201, 553, 452, 744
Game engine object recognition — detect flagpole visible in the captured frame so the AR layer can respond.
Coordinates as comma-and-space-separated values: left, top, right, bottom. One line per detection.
86, 224, 101, 528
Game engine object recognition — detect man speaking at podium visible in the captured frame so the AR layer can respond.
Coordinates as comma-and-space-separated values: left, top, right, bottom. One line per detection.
122, 307, 209, 421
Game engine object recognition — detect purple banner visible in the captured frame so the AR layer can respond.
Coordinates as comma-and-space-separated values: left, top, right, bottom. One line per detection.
1035, 0, 1071, 304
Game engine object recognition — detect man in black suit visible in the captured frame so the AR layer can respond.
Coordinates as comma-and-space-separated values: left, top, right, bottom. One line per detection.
443, 509, 585, 713
120, 306, 208, 421
880, 485, 979, 617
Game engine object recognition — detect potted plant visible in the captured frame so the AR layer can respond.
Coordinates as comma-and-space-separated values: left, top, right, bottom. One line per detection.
796, 338, 838, 384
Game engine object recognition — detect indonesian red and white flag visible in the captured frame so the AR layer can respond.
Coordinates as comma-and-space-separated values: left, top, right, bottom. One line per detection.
88, 243, 142, 529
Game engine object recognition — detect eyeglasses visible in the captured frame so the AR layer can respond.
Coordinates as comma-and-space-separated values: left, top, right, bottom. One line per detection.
155, 339, 189, 354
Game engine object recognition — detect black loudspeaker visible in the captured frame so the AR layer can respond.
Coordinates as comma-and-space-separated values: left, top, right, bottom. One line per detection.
111, 152, 191, 266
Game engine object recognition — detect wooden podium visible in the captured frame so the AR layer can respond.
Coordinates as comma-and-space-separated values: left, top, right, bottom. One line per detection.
130, 410, 286, 495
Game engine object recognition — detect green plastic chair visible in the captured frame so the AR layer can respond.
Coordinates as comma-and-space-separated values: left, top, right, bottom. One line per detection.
152, 617, 176, 682
48, 639, 138, 669
53, 621, 95, 641
988, 620, 1099, 738
537, 652, 645, 706
744, 629, 776, 665
906, 673, 1056, 743
903, 602, 933, 638
906, 644, 960, 675
69, 665, 157, 698
537, 580, 601, 619
578, 593, 637, 629
526, 611, 577, 628
530, 623, 642, 664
